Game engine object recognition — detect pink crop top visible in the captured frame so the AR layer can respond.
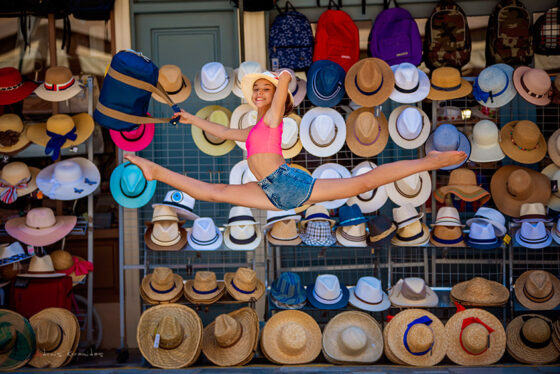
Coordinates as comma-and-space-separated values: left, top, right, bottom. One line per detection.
246, 117, 283, 158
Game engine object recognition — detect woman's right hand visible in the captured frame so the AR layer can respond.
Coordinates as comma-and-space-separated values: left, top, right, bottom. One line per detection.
172, 109, 194, 125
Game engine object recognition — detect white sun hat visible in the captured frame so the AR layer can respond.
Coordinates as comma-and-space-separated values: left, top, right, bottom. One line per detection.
232, 61, 263, 98
36, 157, 100, 201
385, 171, 431, 208
229, 160, 257, 185
311, 163, 351, 210
389, 63, 430, 104
349, 276, 391, 312
300, 107, 346, 157
388, 105, 431, 149
347, 161, 388, 214
469, 120, 505, 163
194, 62, 234, 101
187, 218, 223, 251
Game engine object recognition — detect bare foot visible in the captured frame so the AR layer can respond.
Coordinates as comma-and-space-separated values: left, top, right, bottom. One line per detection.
425, 150, 467, 170
124, 155, 159, 181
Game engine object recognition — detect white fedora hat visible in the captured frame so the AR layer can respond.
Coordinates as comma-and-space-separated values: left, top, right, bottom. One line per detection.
349, 276, 391, 312
392, 203, 423, 229
187, 218, 223, 250
229, 104, 257, 150
431, 206, 464, 227
388, 278, 439, 307
285, 68, 307, 107
224, 206, 257, 226
36, 157, 100, 201
514, 221, 552, 249
389, 63, 430, 104
541, 164, 560, 212
513, 203, 551, 223
385, 171, 431, 208
232, 61, 263, 98
306, 274, 349, 310
469, 120, 505, 163
473, 64, 516, 108
311, 163, 351, 210
466, 207, 507, 237
229, 160, 257, 185
388, 106, 431, 149
347, 161, 388, 214
465, 222, 501, 250
264, 209, 301, 230
281, 114, 303, 159
152, 190, 199, 221
300, 107, 346, 157
224, 223, 261, 251
194, 62, 234, 101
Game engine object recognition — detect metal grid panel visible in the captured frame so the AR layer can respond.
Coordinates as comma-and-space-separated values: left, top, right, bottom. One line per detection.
388, 246, 428, 286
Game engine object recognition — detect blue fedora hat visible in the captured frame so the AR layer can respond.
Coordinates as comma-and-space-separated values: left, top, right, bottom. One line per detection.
465, 221, 501, 250
306, 274, 349, 310
110, 162, 157, 208
337, 204, 368, 227
269, 272, 307, 309
307, 60, 346, 107
424, 124, 471, 170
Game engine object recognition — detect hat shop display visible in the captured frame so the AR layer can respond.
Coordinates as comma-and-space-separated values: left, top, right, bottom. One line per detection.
424, 124, 471, 170
514, 270, 560, 310
0, 67, 38, 105
183, 271, 226, 304
451, 277, 510, 307
388, 105, 431, 149
307, 60, 346, 107
195, 61, 234, 101
389, 277, 439, 307
192, 105, 235, 156
300, 107, 346, 158
152, 64, 191, 104
434, 168, 490, 205
506, 314, 560, 364
0, 114, 31, 155
345, 107, 389, 158
269, 272, 307, 310
349, 276, 390, 312
36, 157, 100, 201
34, 66, 82, 102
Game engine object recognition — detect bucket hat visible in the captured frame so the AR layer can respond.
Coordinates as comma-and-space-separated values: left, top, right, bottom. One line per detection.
6, 207, 76, 247
17, 255, 66, 278
260, 310, 322, 365
390, 63, 430, 104
451, 277, 510, 306
280, 113, 303, 159
547, 128, 560, 167
183, 271, 225, 304
194, 62, 234, 101
187, 217, 222, 251
431, 206, 464, 227
514, 202, 551, 223
465, 222, 501, 249
152, 190, 199, 221
34, 66, 82, 102
514, 270, 560, 310
241, 71, 294, 109
0, 162, 39, 204
36, 157, 100, 201
426, 67, 472, 100
430, 226, 465, 247
541, 164, 560, 211
506, 315, 559, 364
300, 107, 346, 158
392, 203, 423, 229
0, 242, 32, 267
499, 120, 546, 164
51, 250, 92, 286
322, 311, 384, 364
266, 219, 302, 246
269, 272, 306, 309
224, 223, 261, 251
345, 108, 388, 157
300, 220, 337, 246
232, 61, 263, 98
466, 207, 507, 237
192, 105, 234, 156
285, 68, 307, 107
136, 304, 203, 369
307, 60, 346, 107
445, 308, 506, 366
228, 159, 257, 185
0, 67, 37, 105
386, 171, 431, 208
224, 267, 265, 302
490, 165, 551, 217
202, 307, 259, 367
388, 277, 438, 307
469, 120, 505, 163
263, 209, 301, 230
110, 162, 157, 209
347, 161, 388, 214
306, 274, 349, 309
109, 121, 155, 152
435, 168, 490, 204
0, 309, 35, 370
311, 163, 351, 210
349, 276, 390, 312
345, 58, 394, 107
388, 106, 431, 149
152, 65, 191, 104
229, 104, 257, 151
513, 66, 551, 106
424, 124, 470, 170
473, 64, 516, 108
141, 267, 183, 302
366, 215, 396, 247
0, 114, 31, 155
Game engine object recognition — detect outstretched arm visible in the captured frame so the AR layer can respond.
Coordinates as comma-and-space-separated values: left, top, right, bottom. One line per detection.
172, 109, 252, 142
263, 71, 291, 128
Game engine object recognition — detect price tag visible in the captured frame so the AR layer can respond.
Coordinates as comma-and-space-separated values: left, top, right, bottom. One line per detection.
153, 333, 160, 349
502, 234, 511, 245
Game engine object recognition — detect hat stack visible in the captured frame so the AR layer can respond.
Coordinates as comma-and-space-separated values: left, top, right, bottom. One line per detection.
506, 314, 560, 364
335, 204, 368, 247
451, 277, 510, 307
513, 203, 552, 249
299, 205, 336, 246
265, 209, 302, 246
430, 207, 465, 247
224, 206, 261, 250
391, 204, 429, 247
144, 206, 187, 251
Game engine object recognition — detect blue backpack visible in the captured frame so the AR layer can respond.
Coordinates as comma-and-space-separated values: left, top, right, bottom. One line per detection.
268, 1, 313, 71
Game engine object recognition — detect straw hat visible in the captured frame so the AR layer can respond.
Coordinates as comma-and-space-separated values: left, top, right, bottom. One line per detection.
194, 62, 234, 101
451, 277, 510, 307
266, 219, 302, 246
390, 62, 430, 104
499, 120, 546, 164
224, 267, 265, 302
136, 304, 203, 369
426, 67, 472, 100
506, 314, 559, 364
141, 267, 184, 302
280, 113, 303, 159
386, 309, 447, 366
345, 58, 394, 107
388, 105, 431, 149
445, 308, 506, 366
29, 308, 79, 368
241, 71, 293, 109
430, 226, 465, 247
541, 163, 560, 211
513, 66, 551, 106
322, 311, 383, 364
51, 250, 91, 286
472, 64, 516, 108
383, 318, 406, 365
0, 309, 35, 370
144, 221, 188, 251
307, 60, 346, 107
192, 105, 234, 156
469, 120, 505, 163
263, 209, 301, 230
202, 307, 259, 366
232, 61, 263, 98
260, 310, 322, 365
548, 128, 560, 167
6, 207, 76, 247
388, 278, 438, 307
140, 286, 183, 306
26, 113, 94, 154
391, 220, 430, 247
0, 162, 39, 203
386, 171, 431, 208
0, 67, 38, 105
345, 108, 388, 157
424, 124, 471, 170
347, 161, 388, 214
0, 114, 31, 155
300, 107, 346, 158
514, 270, 560, 310
34, 66, 82, 102
152, 64, 191, 104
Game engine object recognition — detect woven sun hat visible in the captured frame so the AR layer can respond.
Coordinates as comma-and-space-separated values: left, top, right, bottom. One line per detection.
51, 250, 91, 286
0, 309, 35, 370
385, 171, 431, 208
347, 161, 388, 214
194, 61, 234, 101
0, 242, 32, 268
499, 120, 546, 164
110, 162, 157, 209
229, 104, 256, 151
383, 317, 407, 365
336, 223, 367, 247
514, 270, 560, 310
390, 62, 430, 104
300, 107, 346, 157
145, 209, 188, 251
386, 309, 447, 366
28, 308, 79, 368
434, 168, 490, 205
300, 220, 336, 246
311, 163, 351, 210
466, 207, 507, 237
307, 60, 346, 107
513, 66, 551, 106
388, 105, 431, 149
490, 165, 551, 217
430, 226, 465, 247
109, 120, 155, 152
137, 304, 203, 369
349, 276, 391, 312
431, 206, 464, 227
269, 272, 307, 309
345, 108, 388, 158
266, 219, 302, 246
548, 128, 560, 167
34, 66, 82, 102
392, 203, 423, 229
224, 222, 261, 250
202, 307, 259, 367
465, 222, 501, 250
388, 277, 439, 307
241, 70, 294, 109
224, 267, 265, 302
513, 202, 551, 223
183, 271, 225, 304
232, 61, 263, 98
280, 113, 303, 159
0, 114, 31, 155
472, 63, 516, 108
451, 277, 510, 307
263, 208, 301, 230
186, 217, 222, 251
36, 157, 100, 201
306, 274, 349, 310
228, 159, 257, 185
469, 120, 505, 163
152, 64, 191, 104
141, 267, 184, 302
506, 314, 560, 364
0, 161, 39, 204
300, 204, 336, 227
541, 164, 560, 211
424, 124, 471, 170
366, 215, 396, 248
6, 207, 76, 247
426, 66, 472, 100
285, 68, 307, 107
0, 67, 38, 105
322, 311, 383, 364
445, 308, 506, 366
192, 105, 234, 156
152, 190, 199, 221
345, 58, 394, 107
17, 255, 66, 278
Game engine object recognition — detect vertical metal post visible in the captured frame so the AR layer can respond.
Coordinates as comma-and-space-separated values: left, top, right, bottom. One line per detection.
86, 76, 94, 344
118, 149, 125, 350
239, 0, 245, 62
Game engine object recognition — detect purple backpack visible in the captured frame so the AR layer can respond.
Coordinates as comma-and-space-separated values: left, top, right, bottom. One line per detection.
368, 0, 422, 66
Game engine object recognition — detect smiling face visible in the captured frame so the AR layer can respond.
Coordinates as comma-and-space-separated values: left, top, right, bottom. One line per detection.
252, 78, 275, 108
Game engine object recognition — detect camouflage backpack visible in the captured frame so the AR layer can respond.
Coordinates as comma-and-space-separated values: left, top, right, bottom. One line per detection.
533, 1, 560, 55
424, 0, 471, 71
486, 0, 533, 66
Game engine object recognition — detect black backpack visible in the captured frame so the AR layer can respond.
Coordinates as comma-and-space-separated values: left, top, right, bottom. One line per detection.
534, 1, 560, 55
70, 0, 115, 21
230, 0, 275, 11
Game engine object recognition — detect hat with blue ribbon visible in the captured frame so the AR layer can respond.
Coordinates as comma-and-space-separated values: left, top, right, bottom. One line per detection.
141, 267, 184, 303
337, 204, 368, 227
269, 272, 307, 309
307, 60, 346, 107
183, 271, 226, 304
306, 274, 349, 310
473, 64, 516, 108
110, 162, 157, 208
424, 124, 470, 170
0, 242, 33, 267
224, 267, 265, 302
36, 157, 100, 201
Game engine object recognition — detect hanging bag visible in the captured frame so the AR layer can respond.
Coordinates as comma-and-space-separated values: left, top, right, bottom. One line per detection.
534, 1, 560, 55
70, 0, 115, 21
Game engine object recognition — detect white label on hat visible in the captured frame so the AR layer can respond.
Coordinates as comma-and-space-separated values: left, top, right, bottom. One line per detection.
271, 58, 279, 71
153, 333, 160, 349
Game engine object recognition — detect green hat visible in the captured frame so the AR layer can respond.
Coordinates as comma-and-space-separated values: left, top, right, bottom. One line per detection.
0, 309, 35, 370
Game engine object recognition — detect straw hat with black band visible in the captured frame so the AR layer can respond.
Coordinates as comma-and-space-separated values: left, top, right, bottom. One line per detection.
506, 314, 559, 364
152, 64, 191, 104
345, 107, 388, 158
514, 270, 560, 310
183, 271, 225, 304
451, 277, 510, 307
192, 105, 234, 156
499, 120, 546, 164
345, 58, 395, 107
0, 309, 35, 370
426, 67, 472, 100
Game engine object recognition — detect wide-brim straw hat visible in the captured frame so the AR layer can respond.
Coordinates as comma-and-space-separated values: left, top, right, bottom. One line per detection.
426, 67, 472, 100
201, 307, 259, 367
451, 277, 510, 307
548, 128, 560, 167
241, 71, 294, 110
0, 163, 39, 200
0, 114, 31, 155
29, 308, 79, 368
345, 107, 388, 158
388, 105, 431, 150
260, 310, 322, 365
499, 120, 546, 164
513, 66, 551, 106
141, 271, 184, 302
506, 314, 560, 364
5, 210, 77, 247
322, 311, 383, 364
144, 222, 188, 251
224, 270, 265, 302
345, 58, 394, 107
383, 318, 406, 365
26, 113, 94, 149
514, 270, 560, 310
541, 163, 560, 211
445, 308, 506, 366
0, 309, 35, 370
192, 105, 235, 156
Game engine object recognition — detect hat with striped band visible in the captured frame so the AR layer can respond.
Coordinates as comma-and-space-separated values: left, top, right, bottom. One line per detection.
391, 221, 430, 247
465, 222, 501, 250
335, 223, 367, 247
466, 207, 507, 237
307, 60, 346, 107
431, 207, 464, 227
187, 218, 223, 251
0, 67, 38, 105
224, 206, 258, 226
434, 168, 490, 205
366, 215, 397, 247
34, 66, 82, 102
266, 219, 302, 246
430, 225, 465, 247
514, 221, 552, 249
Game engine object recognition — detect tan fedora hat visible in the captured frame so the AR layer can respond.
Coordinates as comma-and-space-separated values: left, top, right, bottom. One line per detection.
345, 58, 395, 107
513, 66, 551, 106
430, 225, 465, 247
144, 221, 188, 251
445, 308, 506, 366
499, 120, 546, 164
224, 267, 265, 302
426, 67, 472, 100
451, 277, 510, 307
434, 168, 490, 205
0, 114, 31, 155
548, 128, 560, 167
34, 66, 82, 102
141, 267, 184, 302
192, 105, 235, 157
322, 311, 383, 364
26, 113, 94, 151
391, 221, 430, 247
514, 270, 560, 310
388, 277, 439, 307
345, 107, 388, 158
0, 162, 39, 203
136, 304, 203, 369
183, 271, 225, 304
141, 285, 184, 305
281, 113, 303, 159
260, 310, 322, 365
152, 64, 191, 104
266, 219, 302, 246
201, 307, 259, 367
506, 314, 559, 364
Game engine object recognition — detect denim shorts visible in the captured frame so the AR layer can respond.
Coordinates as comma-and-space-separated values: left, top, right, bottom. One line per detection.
258, 164, 316, 210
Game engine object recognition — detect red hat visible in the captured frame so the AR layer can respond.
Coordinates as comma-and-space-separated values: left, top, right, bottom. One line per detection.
0, 68, 38, 105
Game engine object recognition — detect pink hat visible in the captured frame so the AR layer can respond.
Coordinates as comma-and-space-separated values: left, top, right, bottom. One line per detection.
5, 207, 77, 246
109, 117, 155, 152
